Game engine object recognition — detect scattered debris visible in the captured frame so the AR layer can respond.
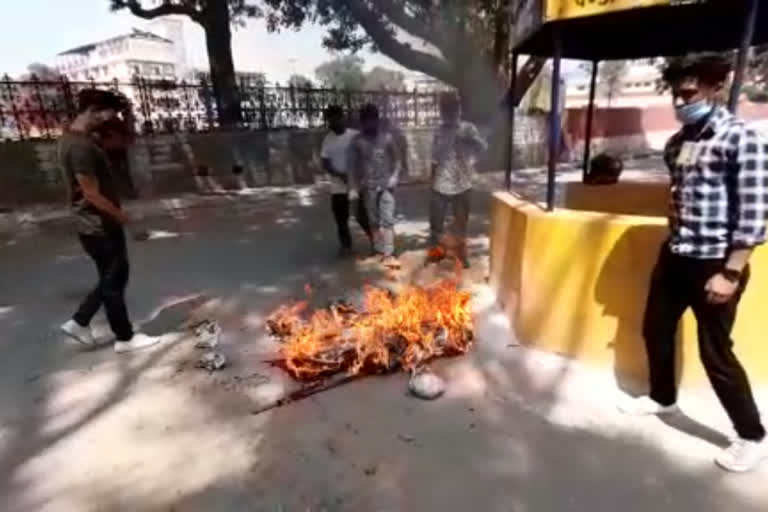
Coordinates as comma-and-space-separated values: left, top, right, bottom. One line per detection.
408, 369, 446, 400
193, 319, 221, 349
364, 465, 377, 476
232, 372, 270, 386
324, 438, 340, 456
249, 373, 360, 416
397, 434, 416, 444
196, 351, 227, 372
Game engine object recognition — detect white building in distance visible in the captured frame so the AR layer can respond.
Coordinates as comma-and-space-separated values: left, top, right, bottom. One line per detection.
55, 22, 182, 83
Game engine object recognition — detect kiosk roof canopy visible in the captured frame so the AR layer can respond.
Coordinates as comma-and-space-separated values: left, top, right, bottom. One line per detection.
515, 1, 768, 60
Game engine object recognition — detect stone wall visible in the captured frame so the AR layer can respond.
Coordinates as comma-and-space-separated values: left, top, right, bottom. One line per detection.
0, 116, 550, 207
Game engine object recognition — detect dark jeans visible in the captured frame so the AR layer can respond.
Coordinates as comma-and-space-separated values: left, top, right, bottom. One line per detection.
73, 228, 134, 341
643, 246, 765, 441
331, 193, 372, 249
429, 189, 470, 246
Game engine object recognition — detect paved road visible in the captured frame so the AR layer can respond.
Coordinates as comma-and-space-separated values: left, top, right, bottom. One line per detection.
0, 184, 766, 511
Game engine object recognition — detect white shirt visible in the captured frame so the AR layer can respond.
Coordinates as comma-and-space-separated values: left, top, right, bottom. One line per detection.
431, 121, 486, 195
321, 128, 358, 194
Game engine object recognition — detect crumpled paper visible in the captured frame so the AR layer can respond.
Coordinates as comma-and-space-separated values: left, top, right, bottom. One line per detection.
193, 319, 221, 349
196, 351, 227, 372
408, 369, 445, 400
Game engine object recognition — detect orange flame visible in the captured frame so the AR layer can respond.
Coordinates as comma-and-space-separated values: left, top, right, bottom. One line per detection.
268, 279, 473, 381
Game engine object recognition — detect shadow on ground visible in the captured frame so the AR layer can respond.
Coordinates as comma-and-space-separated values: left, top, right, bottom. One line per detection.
0, 184, 764, 511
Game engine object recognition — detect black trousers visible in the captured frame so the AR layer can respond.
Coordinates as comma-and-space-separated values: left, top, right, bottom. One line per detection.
73, 228, 134, 342
643, 246, 765, 441
429, 189, 471, 246
331, 193, 372, 249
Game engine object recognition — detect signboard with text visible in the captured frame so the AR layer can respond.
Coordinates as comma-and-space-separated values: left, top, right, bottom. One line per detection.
544, 0, 672, 21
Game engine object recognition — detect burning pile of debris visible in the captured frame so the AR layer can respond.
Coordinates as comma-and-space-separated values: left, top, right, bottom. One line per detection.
267, 279, 474, 384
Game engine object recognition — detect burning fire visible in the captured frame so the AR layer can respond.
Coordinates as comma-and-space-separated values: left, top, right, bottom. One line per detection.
267, 279, 473, 381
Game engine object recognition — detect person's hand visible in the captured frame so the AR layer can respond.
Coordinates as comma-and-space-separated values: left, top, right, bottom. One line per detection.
349, 189, 359, 201
387, 175, 398, 190
705, 273, 739, 304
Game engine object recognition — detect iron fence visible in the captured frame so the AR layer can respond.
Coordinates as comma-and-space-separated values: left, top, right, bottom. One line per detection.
0, 75, 443, 141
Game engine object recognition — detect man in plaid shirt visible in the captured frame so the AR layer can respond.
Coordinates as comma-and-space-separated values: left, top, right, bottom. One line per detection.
621, 55, 768, 473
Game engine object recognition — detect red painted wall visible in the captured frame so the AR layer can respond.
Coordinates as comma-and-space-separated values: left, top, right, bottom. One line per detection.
565, 103, 768, 141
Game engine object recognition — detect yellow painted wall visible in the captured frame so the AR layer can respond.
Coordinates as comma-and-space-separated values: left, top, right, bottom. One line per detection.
490, 191, 768, 387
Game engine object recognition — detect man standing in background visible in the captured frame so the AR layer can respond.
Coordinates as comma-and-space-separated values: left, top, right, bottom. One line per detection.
348, 104, 402, 268
321, 105, 372, 257
429, 92, 487, 268
58, 89, 161, 353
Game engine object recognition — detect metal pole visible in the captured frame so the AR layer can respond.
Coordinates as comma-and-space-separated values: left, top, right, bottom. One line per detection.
506, 52, 519, 191
546, 31, 563, 211
582, 59, 599, 183
729, 0, 759, 113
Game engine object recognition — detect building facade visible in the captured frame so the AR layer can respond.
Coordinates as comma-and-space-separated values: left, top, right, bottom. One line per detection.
55, 28, 178, 83
566, 61, 669, 108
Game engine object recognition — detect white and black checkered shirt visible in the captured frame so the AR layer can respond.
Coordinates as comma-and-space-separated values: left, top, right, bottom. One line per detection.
664, 107, 768, 259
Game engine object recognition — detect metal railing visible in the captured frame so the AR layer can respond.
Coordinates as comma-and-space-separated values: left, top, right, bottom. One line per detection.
0, 75, 443, 141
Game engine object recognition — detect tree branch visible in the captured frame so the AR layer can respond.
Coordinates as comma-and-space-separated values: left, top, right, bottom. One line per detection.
373, 0, 438, 48
117, 0, 202, 23
344, 0, 455, 85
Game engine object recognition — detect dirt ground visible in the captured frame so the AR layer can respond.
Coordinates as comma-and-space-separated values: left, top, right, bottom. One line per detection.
1, 185, 766, 511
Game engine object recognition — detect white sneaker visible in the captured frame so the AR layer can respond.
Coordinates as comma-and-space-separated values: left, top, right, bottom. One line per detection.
618, 396, 679, 416
60, 319, 95, 347
114, 333, 162, 353
716, 438, 768, 473
105, 323, 142, 343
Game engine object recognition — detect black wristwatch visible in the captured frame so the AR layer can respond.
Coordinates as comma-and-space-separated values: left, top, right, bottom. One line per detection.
721, 268, 742, 283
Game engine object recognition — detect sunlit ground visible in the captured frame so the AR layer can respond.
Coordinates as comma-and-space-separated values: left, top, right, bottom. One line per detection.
0, 182, 766, 511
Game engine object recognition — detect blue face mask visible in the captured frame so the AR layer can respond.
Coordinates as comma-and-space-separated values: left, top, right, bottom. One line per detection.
675, 100, 713, 125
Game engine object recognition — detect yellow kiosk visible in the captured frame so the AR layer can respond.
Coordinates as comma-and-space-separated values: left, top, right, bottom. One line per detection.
493, 0, 768, 386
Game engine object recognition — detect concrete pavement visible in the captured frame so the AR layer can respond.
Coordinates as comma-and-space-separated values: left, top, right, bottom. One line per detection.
0, 184, 766, 511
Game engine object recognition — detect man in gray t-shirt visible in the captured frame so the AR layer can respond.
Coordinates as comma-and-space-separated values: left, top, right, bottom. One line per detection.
59, 131, 122, 235
57, 89, 160, 353
348, 104, 401, 267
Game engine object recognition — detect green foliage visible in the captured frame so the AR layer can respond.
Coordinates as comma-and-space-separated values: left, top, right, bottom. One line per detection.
314, 55, 366, 90
288, 74, 314, 89
109, 1, 265, 24
743, 84, 768, 103
266, 1, 532, 89
313, 57, 407, 91
363, 66, 405, 91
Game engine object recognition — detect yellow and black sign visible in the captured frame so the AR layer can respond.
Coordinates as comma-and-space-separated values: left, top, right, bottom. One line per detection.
545, 0, 672, 21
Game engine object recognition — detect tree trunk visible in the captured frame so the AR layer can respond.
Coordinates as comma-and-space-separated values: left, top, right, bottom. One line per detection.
203, 4, 241, 127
